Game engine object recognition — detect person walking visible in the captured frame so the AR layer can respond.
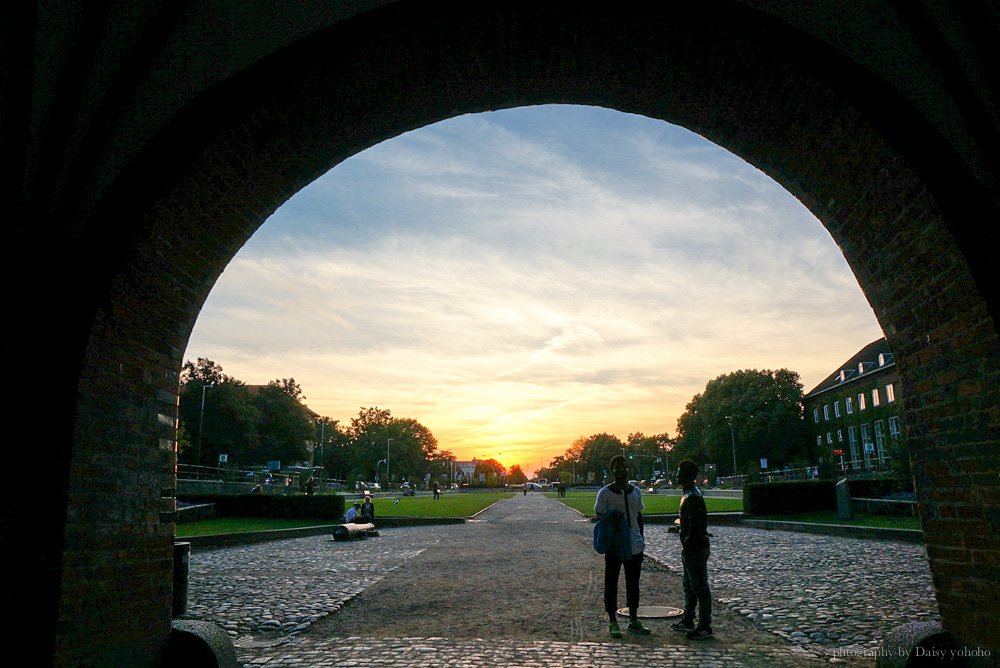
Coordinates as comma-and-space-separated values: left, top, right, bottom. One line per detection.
669, 459, 713, 640
595, 454, 651, 638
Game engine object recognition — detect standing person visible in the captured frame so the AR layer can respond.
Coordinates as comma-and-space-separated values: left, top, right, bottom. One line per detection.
595, 454, 651, 638
669, 459, 713, 640
433, 481, 441, 500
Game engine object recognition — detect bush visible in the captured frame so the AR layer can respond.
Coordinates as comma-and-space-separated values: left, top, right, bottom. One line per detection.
743, 480, 836, 516
178, 494, 344, 521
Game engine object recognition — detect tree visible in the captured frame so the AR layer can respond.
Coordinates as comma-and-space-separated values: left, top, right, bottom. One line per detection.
178, 362, 259, 468
181, 357, 230, 386
473, 458, 506, 486
675, 369, 809, 476
578, 433, 626, 484
270, 377, 305, 402
625, 432, 673, 480
346, 407, 395, 483
318, 419, 351, 480
507, 464, 528, 485
344, 407, 440, 485
253, 382, 314, 466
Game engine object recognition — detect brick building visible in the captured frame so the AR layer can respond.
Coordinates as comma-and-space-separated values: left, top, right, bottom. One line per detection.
803, 338, 902, 472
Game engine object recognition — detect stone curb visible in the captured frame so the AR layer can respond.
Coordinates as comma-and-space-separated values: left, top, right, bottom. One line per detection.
740, 518, 923, 543
181, 516, 466, 550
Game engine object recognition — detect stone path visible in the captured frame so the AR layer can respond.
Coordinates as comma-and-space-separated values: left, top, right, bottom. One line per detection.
180, 493, 939, 666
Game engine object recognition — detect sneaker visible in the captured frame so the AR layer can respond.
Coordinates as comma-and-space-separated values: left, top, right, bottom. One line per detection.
609, 620, 622, 638
670, 620, 695, 632
627, 619, 651, 635
687, 627, 714, 641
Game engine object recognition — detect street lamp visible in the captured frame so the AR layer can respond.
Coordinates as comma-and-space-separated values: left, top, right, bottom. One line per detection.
386, 438, 391, 487
315, 418, 327, 469
196, 383, 214, 470
725, 415, 737, 477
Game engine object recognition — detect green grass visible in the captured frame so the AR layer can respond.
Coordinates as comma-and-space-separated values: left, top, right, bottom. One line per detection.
176, 517, 336, 537
176, 492, 512, 537
752, 511, 921, 531
376, 492, 512, 517
552, 492, 743, 515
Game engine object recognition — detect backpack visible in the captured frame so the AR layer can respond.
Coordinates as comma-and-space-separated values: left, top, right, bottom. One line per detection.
593, 509, 632, 560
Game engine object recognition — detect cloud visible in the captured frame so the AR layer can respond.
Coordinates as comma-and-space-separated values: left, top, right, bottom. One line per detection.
187, 105, 882, 471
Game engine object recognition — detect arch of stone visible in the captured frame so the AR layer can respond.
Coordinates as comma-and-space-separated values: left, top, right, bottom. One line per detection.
3, 2, 997, 664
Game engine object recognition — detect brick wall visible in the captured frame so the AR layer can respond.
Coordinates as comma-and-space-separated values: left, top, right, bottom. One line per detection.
9, 3, 997, 663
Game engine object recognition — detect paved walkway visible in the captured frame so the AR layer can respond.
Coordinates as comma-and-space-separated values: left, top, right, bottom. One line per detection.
180, 493, 938, 666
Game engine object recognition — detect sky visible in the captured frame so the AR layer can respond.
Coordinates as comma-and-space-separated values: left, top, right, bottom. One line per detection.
185, 104, 883, 476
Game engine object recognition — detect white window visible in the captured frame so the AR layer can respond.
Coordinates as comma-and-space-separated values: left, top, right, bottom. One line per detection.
837, 429, 843, 442
813, 408, 820, 423
858, 393, 866, 411
886, 383, 896, 403
816, 435, 823, 448
872, 388, 880, 407
834, 401, 841, 418
889, 416, 901, 440
838, 370, 846, 382
846, 396, 853, 414
826, 432, 833, 444
878, 353, 886, 366
823, 405, 830, 421
858, 362, 865, 374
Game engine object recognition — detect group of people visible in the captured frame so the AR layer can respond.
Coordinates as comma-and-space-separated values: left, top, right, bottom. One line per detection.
595, 455, 713, 641
343, 491, 377, 524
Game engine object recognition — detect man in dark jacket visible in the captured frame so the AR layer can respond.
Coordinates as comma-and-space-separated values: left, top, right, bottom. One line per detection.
669, 459, 713, 640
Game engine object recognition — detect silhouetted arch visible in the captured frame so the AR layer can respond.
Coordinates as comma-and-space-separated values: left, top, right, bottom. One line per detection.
6, 3, 996, 664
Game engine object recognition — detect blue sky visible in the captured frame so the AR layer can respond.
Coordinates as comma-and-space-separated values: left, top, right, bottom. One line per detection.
185, 104, 883, 474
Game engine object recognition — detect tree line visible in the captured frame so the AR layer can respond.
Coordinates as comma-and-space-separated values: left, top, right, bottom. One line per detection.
180, 359, 839, 487
178, 358, 453, 485
539, 368, 813, 483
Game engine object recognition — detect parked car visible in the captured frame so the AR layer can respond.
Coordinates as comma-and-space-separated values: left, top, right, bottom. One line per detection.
524, 482, 543, 490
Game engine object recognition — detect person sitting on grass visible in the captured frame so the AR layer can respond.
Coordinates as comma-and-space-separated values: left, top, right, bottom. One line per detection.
343, 502, 361, 524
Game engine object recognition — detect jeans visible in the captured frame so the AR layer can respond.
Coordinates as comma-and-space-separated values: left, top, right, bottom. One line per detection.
681, 546, 711, 630
604, 552, 644, 616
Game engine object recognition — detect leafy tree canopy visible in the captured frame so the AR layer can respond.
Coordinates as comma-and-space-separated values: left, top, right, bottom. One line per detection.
674, 368, 808, 476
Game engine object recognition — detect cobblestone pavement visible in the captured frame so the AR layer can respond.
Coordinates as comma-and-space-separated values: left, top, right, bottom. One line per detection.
180, 494, 938, 666
643, 526, 939, 659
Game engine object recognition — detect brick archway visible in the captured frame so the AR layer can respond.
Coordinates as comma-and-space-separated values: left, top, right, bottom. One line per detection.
8, 3, 997, 664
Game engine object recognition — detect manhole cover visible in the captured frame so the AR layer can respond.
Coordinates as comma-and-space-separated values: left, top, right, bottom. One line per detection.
616, 605, 684, 618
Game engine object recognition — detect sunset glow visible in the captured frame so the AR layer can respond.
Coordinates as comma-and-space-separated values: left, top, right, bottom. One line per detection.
185, 105, 882, 476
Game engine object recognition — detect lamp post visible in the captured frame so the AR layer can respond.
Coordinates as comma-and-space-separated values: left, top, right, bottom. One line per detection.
315, 418, 326, 469
196, 383, 214, 470
725, 415, 737, 478
386, 438, 391, 487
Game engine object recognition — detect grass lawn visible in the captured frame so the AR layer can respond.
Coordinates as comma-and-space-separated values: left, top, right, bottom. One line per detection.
551, 491, 743, 515
376, 492, 512, 517
176, 492, 512, 536
752, 511, 921, 531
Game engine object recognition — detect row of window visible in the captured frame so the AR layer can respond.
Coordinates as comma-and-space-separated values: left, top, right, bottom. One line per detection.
818, 417, 901, 463
813, 383, 896, 423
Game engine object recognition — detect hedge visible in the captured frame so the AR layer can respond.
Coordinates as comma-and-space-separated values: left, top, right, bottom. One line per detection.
178, 494, 345, 521
743, 480, 836, 516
